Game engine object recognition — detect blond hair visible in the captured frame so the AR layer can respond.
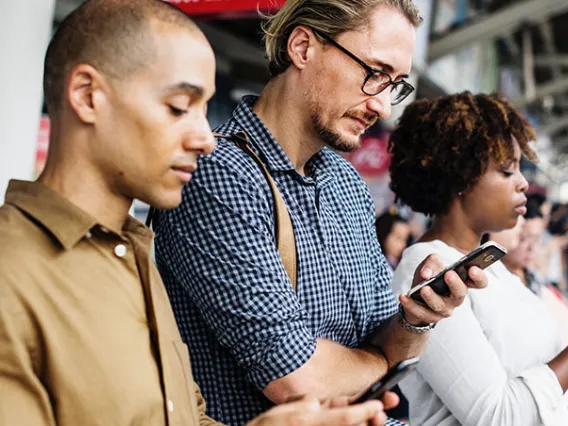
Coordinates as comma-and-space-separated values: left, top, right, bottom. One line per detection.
262, 0, 422, 77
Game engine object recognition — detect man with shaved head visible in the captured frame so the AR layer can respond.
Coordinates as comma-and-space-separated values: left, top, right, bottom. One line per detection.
0, 1, 391, 425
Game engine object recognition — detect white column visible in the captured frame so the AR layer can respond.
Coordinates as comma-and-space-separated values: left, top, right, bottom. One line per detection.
0, 0, 56, 202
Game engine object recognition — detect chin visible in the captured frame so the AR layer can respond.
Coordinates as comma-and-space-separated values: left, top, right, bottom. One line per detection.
504, 216, 519, 230
313, 116, 362, 153
328, 131, 363, 153
142, 190, 183, 211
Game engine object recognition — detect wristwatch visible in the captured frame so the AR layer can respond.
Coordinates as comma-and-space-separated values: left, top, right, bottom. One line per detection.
397, 304, 436, 334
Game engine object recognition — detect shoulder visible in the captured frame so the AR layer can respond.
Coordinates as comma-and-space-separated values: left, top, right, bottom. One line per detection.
324, 149, 367, 185
321, 149, 374, 209
0, 203, 45, 261
195, 123, 272, 195
0, 204, 49, 297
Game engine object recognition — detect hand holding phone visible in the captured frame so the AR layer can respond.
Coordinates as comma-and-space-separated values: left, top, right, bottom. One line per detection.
408, 241, 506, 305
353, 357, 420, 404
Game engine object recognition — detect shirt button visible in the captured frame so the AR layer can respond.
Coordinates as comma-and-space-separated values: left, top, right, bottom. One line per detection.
167, 399, 174, 413
100, 226, 110, 233
85, 231, 92, 239
114, 244, 127, 258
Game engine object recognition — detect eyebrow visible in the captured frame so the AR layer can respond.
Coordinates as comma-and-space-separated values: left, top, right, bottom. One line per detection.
164, 82, 204, 97
368, 58, 409, 79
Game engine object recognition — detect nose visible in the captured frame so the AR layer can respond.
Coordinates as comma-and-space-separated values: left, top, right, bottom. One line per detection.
517, 170, 529, 193
366, 90, 392, 120
183, 116, 216, 155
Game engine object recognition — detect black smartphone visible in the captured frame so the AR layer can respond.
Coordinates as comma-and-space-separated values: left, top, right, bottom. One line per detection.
354, 357, 420, 404
408, 241, 507, 305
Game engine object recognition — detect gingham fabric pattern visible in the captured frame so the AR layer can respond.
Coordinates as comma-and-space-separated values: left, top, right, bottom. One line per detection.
155, 96, 401, 426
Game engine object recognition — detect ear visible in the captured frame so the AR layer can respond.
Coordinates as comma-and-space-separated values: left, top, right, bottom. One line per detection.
66, 64, 108, 124
287, 26, 318, 71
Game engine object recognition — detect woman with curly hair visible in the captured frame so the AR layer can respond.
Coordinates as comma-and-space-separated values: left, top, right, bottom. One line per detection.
388, 92, 568, 425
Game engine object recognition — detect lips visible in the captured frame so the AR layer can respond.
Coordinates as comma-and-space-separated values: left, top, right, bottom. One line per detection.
514, 199, 527, 216
171, 165, 196, 183
350, 117, 371, 132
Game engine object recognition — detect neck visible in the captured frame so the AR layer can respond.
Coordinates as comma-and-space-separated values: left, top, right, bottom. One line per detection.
253, 75, 323, 175
38, 135, 132, 232
421, 208, 482, 254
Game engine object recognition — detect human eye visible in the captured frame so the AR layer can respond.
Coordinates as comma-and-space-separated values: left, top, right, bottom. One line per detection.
168, 105, 187, 117
365, 72, 390, 93
167, 94, 192, 117
500, 161, 515, 177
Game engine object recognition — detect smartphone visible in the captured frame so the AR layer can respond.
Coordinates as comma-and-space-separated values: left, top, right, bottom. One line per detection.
408, 241, 507, 305
354, 357, 420, 404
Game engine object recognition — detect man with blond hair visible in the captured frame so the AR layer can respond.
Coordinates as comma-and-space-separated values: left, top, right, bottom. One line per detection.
155, 0, 488, 425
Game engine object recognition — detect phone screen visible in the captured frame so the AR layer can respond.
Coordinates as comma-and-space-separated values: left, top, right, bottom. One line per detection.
408, 241, 506, 304
354, 357, 420, 404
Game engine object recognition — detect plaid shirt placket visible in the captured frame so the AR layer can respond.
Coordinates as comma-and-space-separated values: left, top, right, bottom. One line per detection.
155, 96, 401, 426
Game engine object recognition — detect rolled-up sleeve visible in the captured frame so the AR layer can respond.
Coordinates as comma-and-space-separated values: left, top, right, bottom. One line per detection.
156, 146, 317, 389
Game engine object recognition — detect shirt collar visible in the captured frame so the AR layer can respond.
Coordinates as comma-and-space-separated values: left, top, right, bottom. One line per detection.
4, 180, 152, 250
232, 96, 338, 186
233, 95, 296, 173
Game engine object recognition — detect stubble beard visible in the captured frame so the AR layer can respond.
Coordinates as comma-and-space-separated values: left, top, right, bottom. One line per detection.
312, 112, 363, 153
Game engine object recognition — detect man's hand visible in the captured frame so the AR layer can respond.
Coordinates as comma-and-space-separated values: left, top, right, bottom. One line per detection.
245, 393, 397, 426
400, 254, 488, 326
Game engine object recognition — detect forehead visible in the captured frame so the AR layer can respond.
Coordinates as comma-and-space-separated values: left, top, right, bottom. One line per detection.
338, 6, 416, 75
139, 23, 216, 97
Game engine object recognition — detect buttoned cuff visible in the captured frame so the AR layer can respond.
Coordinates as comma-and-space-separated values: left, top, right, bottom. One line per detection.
246, 327, 317, 390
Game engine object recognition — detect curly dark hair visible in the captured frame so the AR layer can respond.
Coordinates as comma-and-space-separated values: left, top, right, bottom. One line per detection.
388, 92, 537, 216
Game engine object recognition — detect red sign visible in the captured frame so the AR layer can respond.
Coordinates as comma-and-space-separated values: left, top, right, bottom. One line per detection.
35, 116, 50, 177
165, 0, 286, 16
345, 133, 391, 178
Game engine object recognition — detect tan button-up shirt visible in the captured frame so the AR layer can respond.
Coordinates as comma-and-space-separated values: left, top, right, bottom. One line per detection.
0, 180, 223, 426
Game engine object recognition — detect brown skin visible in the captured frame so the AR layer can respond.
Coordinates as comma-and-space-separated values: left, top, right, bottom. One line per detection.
259, 6, 487, 405
39, 20, 217, 231
489, 216, 525, 254
418, 139, 568, 392
422, 140, 529, 254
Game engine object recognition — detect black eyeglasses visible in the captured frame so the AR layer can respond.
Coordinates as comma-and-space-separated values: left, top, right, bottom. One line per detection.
317, 32, 415, 105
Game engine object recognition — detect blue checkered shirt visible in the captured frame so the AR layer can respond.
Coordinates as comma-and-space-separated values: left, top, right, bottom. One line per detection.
155, 96, 400, 426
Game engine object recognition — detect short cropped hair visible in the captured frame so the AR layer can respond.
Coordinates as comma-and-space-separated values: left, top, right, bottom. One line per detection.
262, 0, 422, 77
43, 0, 198, 113
388, 92, 537, 216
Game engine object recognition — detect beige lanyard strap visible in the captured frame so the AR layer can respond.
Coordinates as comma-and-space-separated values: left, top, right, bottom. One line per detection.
214, 131, 297, 291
